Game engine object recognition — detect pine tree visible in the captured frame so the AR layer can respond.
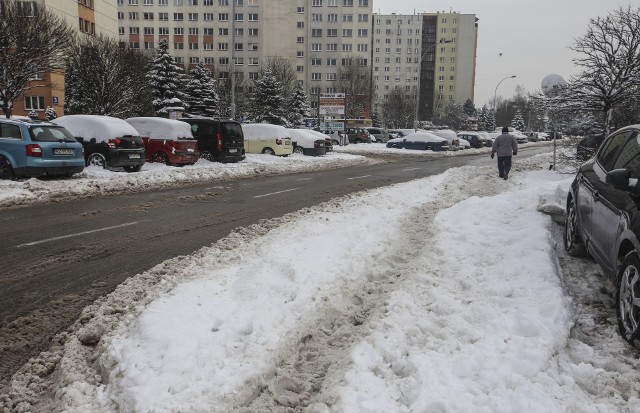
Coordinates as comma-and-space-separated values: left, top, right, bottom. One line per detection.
28, 109, 38, 120
511, 109, 526, 131
44, 106, 57, 121
478, 105, 488, 131
250, 69, 287, 125
486, 109, 496, 132
148, 39, 188, 116
185, 63, 219, 117
463, 99, 476, 117
286, 83, 310, 126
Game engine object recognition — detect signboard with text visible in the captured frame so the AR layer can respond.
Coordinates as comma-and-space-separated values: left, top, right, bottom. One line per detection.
319, 93, 345, 115
320, 122, 344, 131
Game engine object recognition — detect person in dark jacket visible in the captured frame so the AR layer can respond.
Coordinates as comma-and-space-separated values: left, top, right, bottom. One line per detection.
491, 126, 518, 180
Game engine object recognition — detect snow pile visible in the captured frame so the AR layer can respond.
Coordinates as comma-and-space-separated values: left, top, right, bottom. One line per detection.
125, 117, 194, 140
53, 115, 140, 142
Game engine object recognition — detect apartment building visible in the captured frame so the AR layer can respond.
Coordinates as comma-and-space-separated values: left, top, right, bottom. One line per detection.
10, 0, 119, 118
372, 11, 478, 121
116, 0, 373, 117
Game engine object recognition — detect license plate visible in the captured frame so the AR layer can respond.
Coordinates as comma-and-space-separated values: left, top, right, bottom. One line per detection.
54, 148, 74, 155
129, 153, 141, 159
229, 148, 238, 153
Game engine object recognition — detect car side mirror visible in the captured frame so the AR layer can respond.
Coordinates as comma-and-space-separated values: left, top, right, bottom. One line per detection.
606, 168, 636, 191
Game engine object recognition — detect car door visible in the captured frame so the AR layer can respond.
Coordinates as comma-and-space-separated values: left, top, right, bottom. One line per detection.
588, 130, 636, 271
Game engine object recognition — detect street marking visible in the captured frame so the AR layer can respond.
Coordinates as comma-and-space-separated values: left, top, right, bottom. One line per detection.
254, 188, 300, 198
347, 175, 371, 180
296, 178, 312, 182
17, 221, 144, 248
402, 167, 421, 171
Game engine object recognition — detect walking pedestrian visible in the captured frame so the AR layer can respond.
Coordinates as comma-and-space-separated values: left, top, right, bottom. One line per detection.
490, 126, 518, 180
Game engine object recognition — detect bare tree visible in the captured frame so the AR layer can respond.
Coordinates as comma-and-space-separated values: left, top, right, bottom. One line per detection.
260, 57, 298, 102
381, 90, 414, 128
0, 0, 74, 118
568, 6, 640, 133
337, 58, 371, 119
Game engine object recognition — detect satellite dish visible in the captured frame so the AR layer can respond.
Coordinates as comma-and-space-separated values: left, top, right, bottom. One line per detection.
541, 74, 567, 95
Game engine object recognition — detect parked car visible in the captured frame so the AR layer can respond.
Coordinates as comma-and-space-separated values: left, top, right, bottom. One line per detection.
576, 133, 605, 162
306, 129, 334, 152
386, 132, 449, 151
53, 115, 146, 172
564, 125, 640, 345
345, 127, 372, 144
458, 137, 471, 149
525, 131, 540, 142
430, 129, 460, 150
457, 131, 485, 149
181, 117, 245, 163
0, 118, 84, 180
287, 129, 327, 156
241, 124, 293, 156
126, 117, 199, 166
366, 127, 390, 143
479, 131, 495, 146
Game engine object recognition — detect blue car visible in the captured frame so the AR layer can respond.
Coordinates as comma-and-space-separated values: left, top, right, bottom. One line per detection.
0, 118, 85, 180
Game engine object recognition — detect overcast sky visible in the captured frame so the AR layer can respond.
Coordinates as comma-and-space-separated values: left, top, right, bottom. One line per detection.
374, 0, 634, 107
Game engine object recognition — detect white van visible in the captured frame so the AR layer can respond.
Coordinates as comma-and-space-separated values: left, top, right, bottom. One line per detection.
241, 124, 293, 156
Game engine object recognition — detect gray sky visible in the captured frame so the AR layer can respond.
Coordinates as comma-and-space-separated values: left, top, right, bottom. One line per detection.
374, 0, 635, 107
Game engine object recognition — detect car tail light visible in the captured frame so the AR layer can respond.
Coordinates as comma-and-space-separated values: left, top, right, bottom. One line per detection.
25, 144, 42, 157
108, 138, 121, 149
216, 132, 222, 151
276, 138, 282, 145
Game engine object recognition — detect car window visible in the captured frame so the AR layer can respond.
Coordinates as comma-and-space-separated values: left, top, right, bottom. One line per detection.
221, 122, 242, 139
597, 131, 633, 172
0, 124, 22, 140
29, 126, 76, 142
612, 132, 640, 176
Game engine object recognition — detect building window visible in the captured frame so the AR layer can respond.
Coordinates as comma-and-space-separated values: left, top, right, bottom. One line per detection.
219, 28, 228, 35
203, 42, 214, 50
189, 27, 199, 35
189, 42, 198, 50
248, 43, 258, 51
248, 28, 258, 36
358, 0, 368, 5
118, 26, 125, 35
343, 0, 353, 6
219, 13, 228, 21
358, 14, 368, 22
235, 13, 243, 21
118, 12, 124, 19
129, 27, 139, 34
247, 13, 258, 21
190, 57, 200, 64
297, 51, 304, 57
24, 96, 45, 110
129, 0, 138, 4
174, 42, 184, 49
312, 0, 322, 5
342, 14, 353, 22
159, 12, 168, 20
129, 12, 139, 19
342, 29, 352, 37
327, 29, 337, 37
174, 27, 183, 34
327, 73, 336, 81
173, 13, 183, 20
326, 58, 336, 65
188, 13, 198, 20
312, 14, 322, 21
327, 43, 337, 51
311, 43, 322, 51
235, 43, 243, 51
357, 29, 368, 37
219, 57, 229, 65
203, 13, 214, 20
312, 29, 322, 37
248, 57, 259, 65
296, 36, 304, 43
143, 12, 153, 20
144, 0, 153, 4
312, 73, 321, 81
218, 43, 228, 50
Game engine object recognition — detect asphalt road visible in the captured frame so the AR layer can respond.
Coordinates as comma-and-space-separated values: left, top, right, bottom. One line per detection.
0, 147, 550, 386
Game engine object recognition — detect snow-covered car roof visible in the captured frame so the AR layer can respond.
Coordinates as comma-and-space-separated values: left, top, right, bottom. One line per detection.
125, 117, 194, 141
305, 129, 331, 140
388, 131, 447, 143
53, 115, 139, 142
241, 124, 291, 141
287, 128, 324, 147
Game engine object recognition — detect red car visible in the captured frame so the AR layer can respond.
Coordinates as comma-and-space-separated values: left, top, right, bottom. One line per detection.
126, 117, 199, 166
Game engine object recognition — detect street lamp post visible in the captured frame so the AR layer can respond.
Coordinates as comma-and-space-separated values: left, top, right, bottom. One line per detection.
492, 75, 516, 112
414, 39, 452, 132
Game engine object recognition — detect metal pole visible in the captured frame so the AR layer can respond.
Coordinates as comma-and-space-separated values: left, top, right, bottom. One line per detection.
493, 75, 516, 118
230, 0, 236, 120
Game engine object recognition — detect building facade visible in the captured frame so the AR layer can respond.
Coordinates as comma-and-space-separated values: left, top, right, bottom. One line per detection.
372, 11, 478, 122
10, 0, 119, 119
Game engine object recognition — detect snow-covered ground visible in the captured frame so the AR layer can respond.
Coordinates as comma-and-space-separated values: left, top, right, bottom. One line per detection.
3, 148, 640, 412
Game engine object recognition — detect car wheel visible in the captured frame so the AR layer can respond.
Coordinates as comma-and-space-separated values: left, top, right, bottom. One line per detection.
331, 139, 339, 145
564, 197, 587, 256
617, 251, 640, 345
200, 150, 213, 161
293, 146, 303, 154
354, 139, 362, 144
124, 165, 142, 173
87, 153, 107, 168
0, 156, 15, 180
262, 147, 275, 155
152, 152, 169, 165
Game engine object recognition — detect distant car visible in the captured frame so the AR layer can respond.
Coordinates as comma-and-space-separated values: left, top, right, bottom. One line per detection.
564, 124, 640, 345
126, 117, 199, 166
181, 117, 245, 163
458, 138, 471, 149
241, 124, 293, 156
306, 129, 334, 152
478, 131, 495, 146
366, 127, 390, 143
576, 133, 605, 162
525, 131, 540, 142
345, 127, 372, 144
430, 129, 460, 150
287, 129, 327, 156
386, 132, 449, 151
53, 115, 146, 172
457, 132, 485, 149
0, 118, 84, 180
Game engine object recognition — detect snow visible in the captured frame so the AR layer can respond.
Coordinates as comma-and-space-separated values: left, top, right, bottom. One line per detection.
3, 146, 640, 412
241, 123, 291, 140
125, 117, 194, 141
287, 128, 323, 147
53, 115, 140, 142
388, 132, 447, 144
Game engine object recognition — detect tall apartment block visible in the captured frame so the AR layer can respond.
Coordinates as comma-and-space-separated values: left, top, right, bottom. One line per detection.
372, 12, 478, 121
116, 0, 372, 117
9, 0, 119, 118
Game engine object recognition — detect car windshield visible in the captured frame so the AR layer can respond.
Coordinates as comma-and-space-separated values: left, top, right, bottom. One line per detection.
29, 126, 77, 142
221, 122, 242, 139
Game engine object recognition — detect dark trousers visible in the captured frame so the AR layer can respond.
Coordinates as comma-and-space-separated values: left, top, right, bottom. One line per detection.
497, 156, 512, 178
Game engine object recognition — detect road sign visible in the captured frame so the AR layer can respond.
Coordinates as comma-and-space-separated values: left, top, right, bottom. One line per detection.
320, 122, 344, 131
319, 93, 345, 115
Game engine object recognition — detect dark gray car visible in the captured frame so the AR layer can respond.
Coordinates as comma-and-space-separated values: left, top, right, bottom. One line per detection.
366, 127, 390, 143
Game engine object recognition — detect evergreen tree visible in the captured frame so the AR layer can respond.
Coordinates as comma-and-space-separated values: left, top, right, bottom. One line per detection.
486, 109, 496, 132
478, 105, 489, 131
148, 39, 188, 116
185, 63, 219, 117
286, 83, 310, 126
511, 109, 526, 131
371, 110, 382, 127
28, 109, 38, 120
44, 106, 57, 121
463, 99, 476, 117
250, 69, 287, 125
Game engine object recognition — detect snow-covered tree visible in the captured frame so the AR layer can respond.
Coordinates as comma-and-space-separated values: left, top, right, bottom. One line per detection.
567, 6, 640, 133
511, 109, 526, 131
185, 63, 219, 117
286, 83, 310, 126
44, 106, 57, 121
27, 109, 38, 120
381, 90, 414, 128
250, 69, 288, 125
435, 100, 466, 130
0, 0, 74, 118
463, 99, 476, 118
478, 105, 489, 131
148, 39, 188, 117
486, 109, 496, 132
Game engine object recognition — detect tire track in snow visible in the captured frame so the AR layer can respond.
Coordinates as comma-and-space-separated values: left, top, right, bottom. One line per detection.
228, 168, 507, 412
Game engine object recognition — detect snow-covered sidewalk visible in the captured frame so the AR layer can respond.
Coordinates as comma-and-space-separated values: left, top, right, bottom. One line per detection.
4, 152, 639, 412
